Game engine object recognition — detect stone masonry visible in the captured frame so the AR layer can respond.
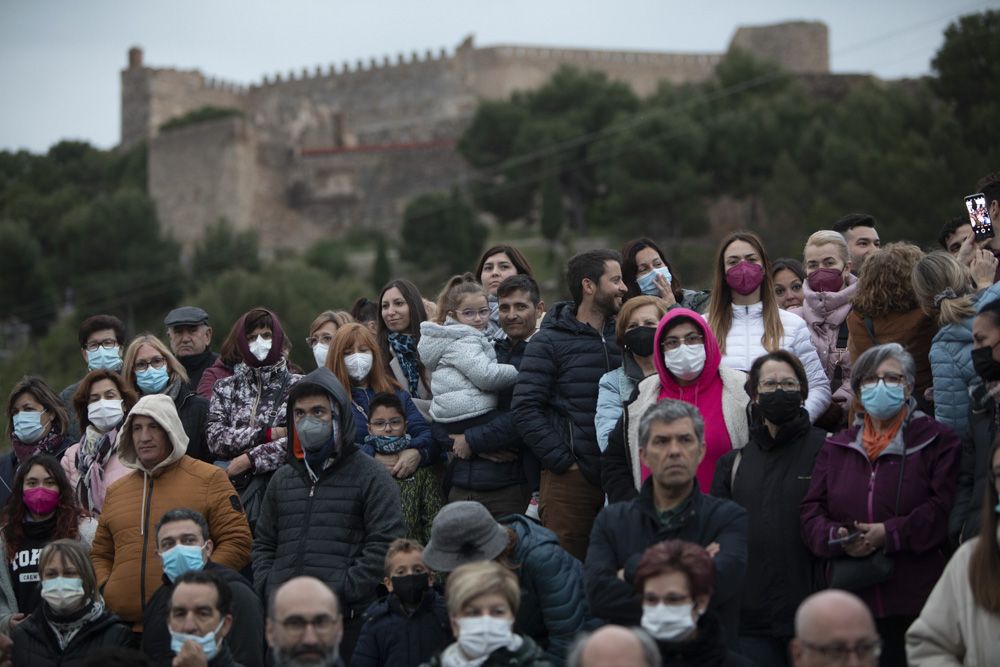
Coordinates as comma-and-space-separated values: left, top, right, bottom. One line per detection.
127, 22, 830, 255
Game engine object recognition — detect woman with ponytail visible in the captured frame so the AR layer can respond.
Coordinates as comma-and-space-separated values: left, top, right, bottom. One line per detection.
913, 251, 1000, 441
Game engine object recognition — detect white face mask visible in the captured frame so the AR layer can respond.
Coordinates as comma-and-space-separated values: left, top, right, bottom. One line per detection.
249, 336, 272, 362
662, 344, 706, 381
41, 577, 87, 614
87, 399, 124, 433
456, 616, 515, 659
345, 352, 374, 381
312, 343, 330, 369
641, 602, 697, 642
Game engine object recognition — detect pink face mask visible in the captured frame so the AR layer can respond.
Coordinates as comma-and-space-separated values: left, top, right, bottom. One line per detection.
806, 267, 845, 293
23, 487, 59, 516
725, 261, 765, 296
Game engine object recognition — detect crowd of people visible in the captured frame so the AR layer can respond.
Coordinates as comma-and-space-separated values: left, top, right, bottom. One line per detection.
1, 173, 1000, 667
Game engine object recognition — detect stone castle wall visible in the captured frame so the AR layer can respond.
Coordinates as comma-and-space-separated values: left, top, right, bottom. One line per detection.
126, 22, 831, 255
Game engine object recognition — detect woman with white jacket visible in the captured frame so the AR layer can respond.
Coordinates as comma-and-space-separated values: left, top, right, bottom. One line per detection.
906, 440, 1000, 665
705, 231, 830, 423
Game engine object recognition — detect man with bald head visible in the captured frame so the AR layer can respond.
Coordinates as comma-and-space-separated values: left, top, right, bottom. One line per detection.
791, 590, 882, 667
567, 626, 661, 667
267, 577, 344, 667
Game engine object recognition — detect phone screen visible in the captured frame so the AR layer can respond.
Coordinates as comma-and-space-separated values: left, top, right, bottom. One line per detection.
966, 193, 995, 242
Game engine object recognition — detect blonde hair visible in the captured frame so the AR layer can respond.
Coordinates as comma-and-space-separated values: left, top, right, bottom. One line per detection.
384, 538, 425, 576
706, 231, 783, 354
434, 273, 487, 324
912, 251, 976, 326
123, 334, 189, 387
804, 230, 850, 266
309, 310, 354, 337
852, 243, 923, 318
615, 296, 670, 348
445, 561, 520, 617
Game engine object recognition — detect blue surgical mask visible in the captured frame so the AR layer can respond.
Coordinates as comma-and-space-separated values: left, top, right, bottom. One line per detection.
87, 346, 123, 372
170, 618, 224, 660
160, 543, 206, 582
41, 576, 86, 613
136, 366, 170, 394
861, 381, 906, 420
637, 266, 672, 295
13, 411, 46, 443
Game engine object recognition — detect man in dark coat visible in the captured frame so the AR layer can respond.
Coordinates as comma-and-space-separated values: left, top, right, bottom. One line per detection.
447, 274, 546, 517
143, 508, 263, 667
167, 570, 243, 667
512, 250, 626, 560
165, 306, 219, 392
252, 367, 405, 662
585, 399, 747, 648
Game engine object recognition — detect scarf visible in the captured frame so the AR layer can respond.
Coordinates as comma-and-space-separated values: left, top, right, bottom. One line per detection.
76, 426, 117, 514
11, 429, 65, 468
439, 635, 524, 667
862, 409, 907, 461
364, 433, 412, 455
44, 598, 105, 650
388, 332, 421, 395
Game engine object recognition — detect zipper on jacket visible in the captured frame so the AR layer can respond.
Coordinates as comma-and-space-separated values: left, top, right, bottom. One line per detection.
294, 480, 318, 575
864, 457, 886, 618
139, 476, 155, 613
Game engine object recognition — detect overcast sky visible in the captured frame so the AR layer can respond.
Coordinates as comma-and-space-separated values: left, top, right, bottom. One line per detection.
1, 0, 996, 153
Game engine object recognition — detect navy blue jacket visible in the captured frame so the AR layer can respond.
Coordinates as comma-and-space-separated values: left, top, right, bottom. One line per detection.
449, 337, 529, 491
351, 388, 436, 465
512, 302, 621, 487
351, 589, 452, 667
584, 481, 747, 648
502, 515, 591, 663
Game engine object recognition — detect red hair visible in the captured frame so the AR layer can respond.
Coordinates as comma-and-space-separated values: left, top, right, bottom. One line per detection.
327, 323, 400, 394
634, 539, 715, 600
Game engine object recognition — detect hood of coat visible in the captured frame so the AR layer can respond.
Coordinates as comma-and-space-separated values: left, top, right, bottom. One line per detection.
418, 319, 486, 369
829, 400, 941, 456
116, 394, 188, 475
284, 367, 356, 461
652, 308, 722, 391
234, 308, 287, 368
542, 301, 616, 339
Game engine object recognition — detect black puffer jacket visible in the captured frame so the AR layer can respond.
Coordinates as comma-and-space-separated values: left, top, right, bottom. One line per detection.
11, 602, 134, 666
950, 383, 996, 545
452, 337, 529, 491
512, 302, 621, 486
711, 411, 825, 640
351, 589, 452, 667
584, 482, 747, 648
251, 368, 406, 615
142, 562, 263, 667
173, 382, 211, 462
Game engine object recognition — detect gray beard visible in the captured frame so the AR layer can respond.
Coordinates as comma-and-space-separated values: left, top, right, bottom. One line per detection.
271, 645, 339, 667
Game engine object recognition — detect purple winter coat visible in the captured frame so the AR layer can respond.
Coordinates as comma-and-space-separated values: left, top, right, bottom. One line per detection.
800, 402, 960, 618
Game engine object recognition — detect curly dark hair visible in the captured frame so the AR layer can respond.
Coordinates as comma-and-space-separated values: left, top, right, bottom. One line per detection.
1, 455, 87, 560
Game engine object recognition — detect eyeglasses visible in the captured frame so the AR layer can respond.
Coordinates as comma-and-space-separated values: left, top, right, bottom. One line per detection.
457, 308, 492, 321
306, 334, 335, 347
370, 418, 405, 431
134, 357, 167, 373
758, 379, 801, 393
278, 614, 340, 636
662, 333, 704, 350
84, 338, 118, 352
861, 373, 906, 389
799, 639, 882, 664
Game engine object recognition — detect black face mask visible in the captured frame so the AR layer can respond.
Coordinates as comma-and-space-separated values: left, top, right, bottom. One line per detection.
973, 346, 1000, 383
391, 573, 429, 606
756, 389, 803, 425
623, 326, 657, 357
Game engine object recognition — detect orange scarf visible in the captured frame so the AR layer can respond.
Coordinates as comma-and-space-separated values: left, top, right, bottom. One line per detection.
862, 410, 906, 461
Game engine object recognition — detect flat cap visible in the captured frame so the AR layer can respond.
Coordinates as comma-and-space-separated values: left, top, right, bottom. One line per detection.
164, 306, 210, 328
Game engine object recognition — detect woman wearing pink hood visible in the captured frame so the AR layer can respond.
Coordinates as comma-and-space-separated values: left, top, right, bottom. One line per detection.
601, 307, 750, 502
790, 231, 859, 430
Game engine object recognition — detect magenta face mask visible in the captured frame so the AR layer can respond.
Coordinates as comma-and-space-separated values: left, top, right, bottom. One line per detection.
806, 267, 845, 293
725, 261, 765, 296
23, 487, 59, 516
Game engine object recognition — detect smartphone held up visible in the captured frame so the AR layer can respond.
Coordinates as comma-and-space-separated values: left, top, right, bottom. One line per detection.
966, 192, 995, 242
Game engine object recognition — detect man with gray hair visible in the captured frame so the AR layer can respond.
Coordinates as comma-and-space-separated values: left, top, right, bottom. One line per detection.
567, 626, 661, 667
791, 590, 881, 666
584, 400, 747, 647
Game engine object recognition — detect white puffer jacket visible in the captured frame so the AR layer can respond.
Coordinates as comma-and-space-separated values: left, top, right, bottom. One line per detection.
719, 303, 831, 422
418, 320, 518, 423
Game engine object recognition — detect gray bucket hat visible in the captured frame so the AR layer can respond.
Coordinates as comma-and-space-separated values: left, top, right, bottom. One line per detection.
422, 501, 509, 572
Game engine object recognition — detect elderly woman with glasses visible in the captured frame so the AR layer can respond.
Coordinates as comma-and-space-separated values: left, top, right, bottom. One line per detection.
800, 343, 961, 667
